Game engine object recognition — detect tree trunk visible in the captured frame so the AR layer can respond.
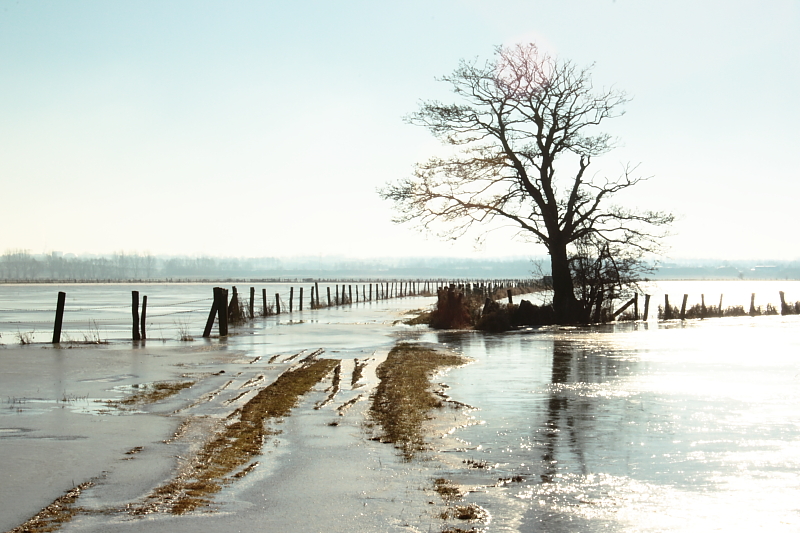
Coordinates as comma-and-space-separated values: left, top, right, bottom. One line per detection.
549, 242, 580, 323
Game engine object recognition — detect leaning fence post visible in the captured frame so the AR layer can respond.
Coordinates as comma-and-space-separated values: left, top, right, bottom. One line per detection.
643, 294, 650, 321
202, 288, 219, 338
52, 291, 66, 343
680, 294, 688, 320
141, 295, 147, 340
132, 290, 141, 341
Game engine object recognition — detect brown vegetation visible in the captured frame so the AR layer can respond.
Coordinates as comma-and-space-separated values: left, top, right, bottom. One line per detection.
369, 344, 466, 459
135, 358, 338, 515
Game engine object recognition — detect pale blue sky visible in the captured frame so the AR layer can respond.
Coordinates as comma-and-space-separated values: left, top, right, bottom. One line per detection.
1, 0, 798, 260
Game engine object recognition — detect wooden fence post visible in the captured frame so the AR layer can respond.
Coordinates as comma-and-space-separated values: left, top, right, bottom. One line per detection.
275, 293, 281, 315
633, 293, 639, 320
290, 287, 294, 313
218, 288, 229, 336
132, 290, 141, 341
780, 291, 788, 315
664, 295, 672, 320
749, 293, 756, 316
701, 294, 706, 318
141, 295, 147, 340
327, 286, 331, 307
249, 287, 255, 319
315, 282, 320, 308
203, 288, 218, 337
299, 287, 304, 311
349, 285, 353, 305
507, 289, 513, 305
680, 294, 688, 320
262, 289, 267, 316
643, 294, 650, 321
718, 294, 724, 317
52, 291, 66, 343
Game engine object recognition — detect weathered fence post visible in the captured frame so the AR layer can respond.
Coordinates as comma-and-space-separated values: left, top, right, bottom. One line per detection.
299, 287, 304, 311
249, 287, 255, 319
749, 293, 756, 316
680, 294, 688, 320
228, 286, 239, 323
202, 288, 218, 338
633, 293, 639, 320
643, 294, 651, 321
262, 289, 267, 316
315, 282, 320, 308
52, 291, 66, 343
349, 285, 353, 305
327, 286, 332, 307
507, 289, 513, 305
217, 288, 229, 336
141, 295, 147, 340
132, 290, 141, 341
718, 294, 724, 317
369, 283, 372, 301
290, 287, 294, 313
700, 294, 707, 318
664, 295, 672, 320
275, 293, 281, 315
780, 291, 789, 315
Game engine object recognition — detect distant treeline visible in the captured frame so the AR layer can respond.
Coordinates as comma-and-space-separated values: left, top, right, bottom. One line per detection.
2, 250, 799, 282
0, 250, 539, 281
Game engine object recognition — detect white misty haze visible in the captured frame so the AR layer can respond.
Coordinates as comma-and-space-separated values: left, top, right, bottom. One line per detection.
0, 0, 797, 260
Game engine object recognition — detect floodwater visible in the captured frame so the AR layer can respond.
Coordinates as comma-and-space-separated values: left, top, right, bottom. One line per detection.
1, 280, 799, 532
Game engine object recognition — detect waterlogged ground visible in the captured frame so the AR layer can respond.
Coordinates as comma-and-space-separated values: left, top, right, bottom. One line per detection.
418, 316, 800, 531
2, 281, 800, 532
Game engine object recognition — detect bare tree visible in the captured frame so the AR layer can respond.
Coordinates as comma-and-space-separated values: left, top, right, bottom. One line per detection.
381, 44, 672, 322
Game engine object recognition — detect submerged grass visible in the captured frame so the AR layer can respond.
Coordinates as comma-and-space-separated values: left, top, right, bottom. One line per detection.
369, 343, 466, 460
136, 358, 338, 515
7, 481, 94, 533
117, 381, 196, 406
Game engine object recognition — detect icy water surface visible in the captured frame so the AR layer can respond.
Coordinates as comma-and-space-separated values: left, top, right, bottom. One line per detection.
2, 281, 799, 531
421, 315, 800, 531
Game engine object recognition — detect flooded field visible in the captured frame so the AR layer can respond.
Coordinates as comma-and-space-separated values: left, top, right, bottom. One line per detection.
1, 281, 799, 532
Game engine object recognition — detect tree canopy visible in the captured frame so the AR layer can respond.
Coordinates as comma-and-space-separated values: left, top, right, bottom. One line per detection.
381, 44, 673, 322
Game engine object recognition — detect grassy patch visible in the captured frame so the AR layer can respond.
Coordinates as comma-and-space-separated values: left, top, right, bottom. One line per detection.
136, 358, 338, 514
117, 381, 196, 406
369, 344, 466, 459
7, 481, 94, 533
